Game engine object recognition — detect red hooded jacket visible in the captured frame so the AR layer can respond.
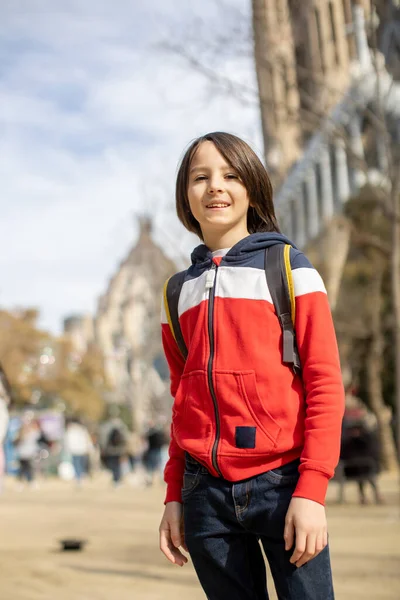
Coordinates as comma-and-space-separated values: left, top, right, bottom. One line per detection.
161, 233, 344, 506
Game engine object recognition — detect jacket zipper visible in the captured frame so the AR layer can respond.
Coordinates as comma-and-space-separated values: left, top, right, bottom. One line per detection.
205, 262, 223, 478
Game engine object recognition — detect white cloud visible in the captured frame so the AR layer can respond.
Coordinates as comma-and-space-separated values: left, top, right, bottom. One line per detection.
0, 0, 262, 332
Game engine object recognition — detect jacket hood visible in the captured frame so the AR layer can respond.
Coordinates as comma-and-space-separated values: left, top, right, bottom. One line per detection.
191, 232, 296, 266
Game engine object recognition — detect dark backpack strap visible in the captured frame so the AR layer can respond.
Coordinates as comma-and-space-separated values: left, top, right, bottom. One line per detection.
265, 245, 301, 374
165, 271, 188, 361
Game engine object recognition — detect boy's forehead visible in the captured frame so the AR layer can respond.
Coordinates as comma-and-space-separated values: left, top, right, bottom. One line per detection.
190, 142, 230, 169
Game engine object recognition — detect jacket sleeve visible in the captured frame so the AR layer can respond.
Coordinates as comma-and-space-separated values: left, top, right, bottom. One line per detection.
290, 250, 345, 505
161, 293, 186, 504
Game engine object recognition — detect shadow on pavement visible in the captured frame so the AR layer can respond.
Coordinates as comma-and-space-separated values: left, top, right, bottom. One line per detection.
65, 564, 199, 587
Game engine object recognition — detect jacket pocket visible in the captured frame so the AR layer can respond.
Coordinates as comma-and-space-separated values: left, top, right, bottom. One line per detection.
172, 370, 212, 454
216, 370, 281, 455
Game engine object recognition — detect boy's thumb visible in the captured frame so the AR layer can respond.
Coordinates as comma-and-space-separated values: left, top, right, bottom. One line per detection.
284, 519, 294, 551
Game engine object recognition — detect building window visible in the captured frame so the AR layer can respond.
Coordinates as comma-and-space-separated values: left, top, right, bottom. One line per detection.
314, 8, 326, 74
342, 0, 356, 59
342, 0, 352, 25
329, 2, 340, 66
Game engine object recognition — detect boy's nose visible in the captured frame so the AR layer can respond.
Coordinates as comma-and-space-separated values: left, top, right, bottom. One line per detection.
208, 181, 224, 194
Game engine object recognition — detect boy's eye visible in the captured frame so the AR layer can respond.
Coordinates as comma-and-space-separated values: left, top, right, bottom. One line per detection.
192, 173, 239, 182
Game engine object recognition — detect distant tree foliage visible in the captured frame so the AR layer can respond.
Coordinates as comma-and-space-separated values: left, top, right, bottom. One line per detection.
0, 309, 107, 421
336, 186, 392, 399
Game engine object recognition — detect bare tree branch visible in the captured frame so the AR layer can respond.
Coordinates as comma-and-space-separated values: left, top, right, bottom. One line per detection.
350, 226, 392, 256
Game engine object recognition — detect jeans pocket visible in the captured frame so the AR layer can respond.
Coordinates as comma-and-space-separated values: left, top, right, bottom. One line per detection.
263, 459, 300, 485
182, 471, 200, 499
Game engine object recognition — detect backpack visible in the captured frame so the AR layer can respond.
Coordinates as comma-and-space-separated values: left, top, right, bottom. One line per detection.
163, 243, 301, 374
107, 427, 124, 448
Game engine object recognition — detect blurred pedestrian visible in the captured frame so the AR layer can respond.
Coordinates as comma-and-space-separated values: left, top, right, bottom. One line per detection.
64, 417, 93, 487
143, 421, 167, 486
14, 417, 42, 488
0, 364, 11, 494
126, 429, 143, 472
99, 415, 128, 487
338, 416, 383, 505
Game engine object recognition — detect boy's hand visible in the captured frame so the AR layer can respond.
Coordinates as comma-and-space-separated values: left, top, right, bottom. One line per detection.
284, 497, 328, 568
159, 501, 188, 566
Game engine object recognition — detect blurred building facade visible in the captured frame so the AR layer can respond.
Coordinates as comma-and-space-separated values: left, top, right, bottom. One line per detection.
377, 0, 400, 79
251, 0, 400, 312
63, 314, 94, 356
253, 0, 398, 179
94, 217, 177, 431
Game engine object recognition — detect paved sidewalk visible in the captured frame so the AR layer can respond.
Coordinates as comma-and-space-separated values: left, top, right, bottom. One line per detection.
0, 471, 398, 600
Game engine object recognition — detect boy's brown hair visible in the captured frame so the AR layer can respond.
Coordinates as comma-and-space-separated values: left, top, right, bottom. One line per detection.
176, 131, 280, 239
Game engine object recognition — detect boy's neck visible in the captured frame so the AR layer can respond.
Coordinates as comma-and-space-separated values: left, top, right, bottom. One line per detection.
202, 226, 250, 252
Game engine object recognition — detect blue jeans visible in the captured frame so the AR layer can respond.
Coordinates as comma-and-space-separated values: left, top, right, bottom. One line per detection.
182, 455, 334, 600
19, 459, 34, 482
72, 455, 86, 481
104, 455, 122, 483
144, 447, 162, 473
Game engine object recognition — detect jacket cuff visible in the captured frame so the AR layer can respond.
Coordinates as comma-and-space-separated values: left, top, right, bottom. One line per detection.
164, 480, 183, 504
292, 469, 330, 506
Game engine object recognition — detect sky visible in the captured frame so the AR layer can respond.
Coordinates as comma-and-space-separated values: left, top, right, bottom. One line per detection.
0, 0, 263, 333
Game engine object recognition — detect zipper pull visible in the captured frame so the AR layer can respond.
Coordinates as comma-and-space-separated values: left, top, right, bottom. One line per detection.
205, 264, 216, 289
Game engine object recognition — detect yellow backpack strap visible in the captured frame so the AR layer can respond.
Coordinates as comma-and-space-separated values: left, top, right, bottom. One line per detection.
265, 244, 301, 374
163, 278, 175, 340
163, 271, 188, 360
283, 244, 296, 324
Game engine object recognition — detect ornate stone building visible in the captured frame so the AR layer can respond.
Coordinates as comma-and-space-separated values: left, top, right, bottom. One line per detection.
252, 0, 400, 308
251, 0, 398, 179
63, 314, 94, 356
94, 217, 178, 431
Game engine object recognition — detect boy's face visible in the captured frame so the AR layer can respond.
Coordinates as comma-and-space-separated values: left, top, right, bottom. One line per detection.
187, 141, 250, 241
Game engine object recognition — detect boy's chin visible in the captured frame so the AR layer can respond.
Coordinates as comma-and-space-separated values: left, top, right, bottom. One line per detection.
202, 216, 235, 229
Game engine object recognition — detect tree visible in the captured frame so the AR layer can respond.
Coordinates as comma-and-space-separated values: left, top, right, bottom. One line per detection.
0, 309, 107, 421
335, 187, 398, 469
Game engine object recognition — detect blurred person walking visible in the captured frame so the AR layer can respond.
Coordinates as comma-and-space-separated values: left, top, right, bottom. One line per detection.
64, 418, 93, 487
14, 417, 42, 488
99, 414, 128, 487
336, 387, 384, 505
0, 364, 11, 494
126, 429, 144, 471
143, 421, 167, 486
338, 413, 383, 505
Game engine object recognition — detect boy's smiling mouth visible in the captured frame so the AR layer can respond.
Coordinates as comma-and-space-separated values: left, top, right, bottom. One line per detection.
205, 201, 231, 209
